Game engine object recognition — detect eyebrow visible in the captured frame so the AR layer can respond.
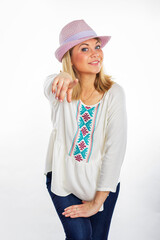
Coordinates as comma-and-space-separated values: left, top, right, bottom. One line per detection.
79, 40, 101, 48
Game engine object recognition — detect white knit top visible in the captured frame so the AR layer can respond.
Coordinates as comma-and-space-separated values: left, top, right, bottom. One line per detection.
43, 74, 127, 211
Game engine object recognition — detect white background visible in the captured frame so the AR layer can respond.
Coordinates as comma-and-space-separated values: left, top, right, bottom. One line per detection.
0, 0, 160, 239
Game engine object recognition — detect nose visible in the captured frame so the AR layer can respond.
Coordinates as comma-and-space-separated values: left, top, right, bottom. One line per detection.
90, 49, 100, 58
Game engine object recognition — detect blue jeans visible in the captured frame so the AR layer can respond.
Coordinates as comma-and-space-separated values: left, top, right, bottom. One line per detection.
46, 172, 120, 240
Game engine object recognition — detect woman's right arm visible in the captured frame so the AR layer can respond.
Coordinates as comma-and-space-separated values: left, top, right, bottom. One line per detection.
43, 73, 58, 103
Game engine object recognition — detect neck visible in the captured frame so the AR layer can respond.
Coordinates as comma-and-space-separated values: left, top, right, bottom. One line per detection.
78, 73, 96, 95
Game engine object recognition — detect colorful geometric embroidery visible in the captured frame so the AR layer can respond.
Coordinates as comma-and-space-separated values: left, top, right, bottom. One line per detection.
68, 101, 100, 163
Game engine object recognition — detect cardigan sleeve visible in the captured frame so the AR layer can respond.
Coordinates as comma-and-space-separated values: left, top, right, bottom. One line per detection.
43, 73, 60, 128
96, 83, 127, 192
43, 74, 58, 103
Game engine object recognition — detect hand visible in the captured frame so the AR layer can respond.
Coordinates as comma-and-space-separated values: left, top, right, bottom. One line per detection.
52, 71, 79, 103
62, 200, 100, 218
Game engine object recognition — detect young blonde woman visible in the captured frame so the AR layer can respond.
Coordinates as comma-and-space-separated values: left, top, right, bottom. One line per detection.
44, 19, 127, 240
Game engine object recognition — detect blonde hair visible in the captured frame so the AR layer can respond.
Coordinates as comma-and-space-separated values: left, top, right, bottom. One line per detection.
61, 38, 115, 101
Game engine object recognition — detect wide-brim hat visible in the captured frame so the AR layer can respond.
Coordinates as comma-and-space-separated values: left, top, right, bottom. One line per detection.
55, 19, 111, 62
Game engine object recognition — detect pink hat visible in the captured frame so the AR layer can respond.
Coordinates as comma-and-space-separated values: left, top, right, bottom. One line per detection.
55, 19, 111, 62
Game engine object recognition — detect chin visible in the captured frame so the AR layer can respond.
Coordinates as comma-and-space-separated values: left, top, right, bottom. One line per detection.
77, 66, 101, 75
90, 69, 101, 74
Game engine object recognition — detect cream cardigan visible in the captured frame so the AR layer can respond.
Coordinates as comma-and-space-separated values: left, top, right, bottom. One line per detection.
43, 74, 127, 211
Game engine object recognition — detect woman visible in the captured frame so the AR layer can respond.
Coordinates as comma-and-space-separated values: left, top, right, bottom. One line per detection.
44, 19, 127, 240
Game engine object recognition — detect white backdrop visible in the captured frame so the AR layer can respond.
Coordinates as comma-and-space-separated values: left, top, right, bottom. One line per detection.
0, 0, 160, 239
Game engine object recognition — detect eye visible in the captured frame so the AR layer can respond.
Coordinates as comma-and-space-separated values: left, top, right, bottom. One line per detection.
81, 48, 88, 52
95, 45, 101, 49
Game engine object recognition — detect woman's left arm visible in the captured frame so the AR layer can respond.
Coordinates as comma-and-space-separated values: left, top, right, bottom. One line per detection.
92, 84, 127, 209
96, 83, 127, 193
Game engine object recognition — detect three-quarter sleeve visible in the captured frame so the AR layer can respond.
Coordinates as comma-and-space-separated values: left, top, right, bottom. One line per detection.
96, 83, 127, 192
43, 73, 60, 129
43, 73, 58, 103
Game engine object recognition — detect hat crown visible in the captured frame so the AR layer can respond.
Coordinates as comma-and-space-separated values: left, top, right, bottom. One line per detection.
59, 19, 96, 45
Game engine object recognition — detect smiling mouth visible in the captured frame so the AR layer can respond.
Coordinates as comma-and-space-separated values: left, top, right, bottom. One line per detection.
88, 60, 100, 65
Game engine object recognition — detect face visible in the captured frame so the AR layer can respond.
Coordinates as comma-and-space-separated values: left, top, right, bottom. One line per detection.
70, 38, 103, 76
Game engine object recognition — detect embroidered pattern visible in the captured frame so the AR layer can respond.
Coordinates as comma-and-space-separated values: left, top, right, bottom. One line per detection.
69, 101, 100, 163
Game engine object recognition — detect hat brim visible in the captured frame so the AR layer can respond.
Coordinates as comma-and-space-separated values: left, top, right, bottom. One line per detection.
55, 35, 111, 62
